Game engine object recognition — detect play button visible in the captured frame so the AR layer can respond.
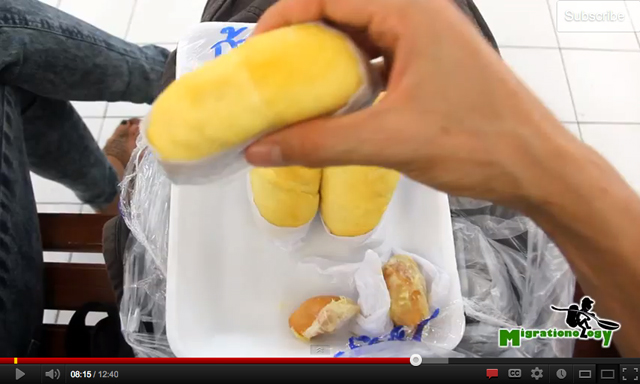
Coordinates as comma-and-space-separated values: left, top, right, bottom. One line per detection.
15, 368, 25, 381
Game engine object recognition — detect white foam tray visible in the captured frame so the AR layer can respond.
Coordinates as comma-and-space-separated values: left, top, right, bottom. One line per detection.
165, 22, 464, 357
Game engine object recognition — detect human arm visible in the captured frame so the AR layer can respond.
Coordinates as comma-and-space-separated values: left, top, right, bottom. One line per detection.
244, 0, 640, 356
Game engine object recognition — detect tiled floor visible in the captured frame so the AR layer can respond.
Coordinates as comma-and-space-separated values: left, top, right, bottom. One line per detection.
34, 0, 640, 322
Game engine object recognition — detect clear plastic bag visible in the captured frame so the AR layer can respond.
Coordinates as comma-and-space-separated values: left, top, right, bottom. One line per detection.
119, 140, 576, 357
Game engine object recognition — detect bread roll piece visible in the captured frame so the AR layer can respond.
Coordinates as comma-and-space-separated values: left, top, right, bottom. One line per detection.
250, 167, 321, 227
289, 296, 360, 341
383, 254, 429, 327
321, 166, 400, 237
147, 23, 366, 162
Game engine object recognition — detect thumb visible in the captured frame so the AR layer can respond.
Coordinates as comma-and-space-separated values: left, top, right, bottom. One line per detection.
244, 107, 389, 168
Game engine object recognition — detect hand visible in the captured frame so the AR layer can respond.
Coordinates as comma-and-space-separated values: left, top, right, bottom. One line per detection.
244, 0, 582, 208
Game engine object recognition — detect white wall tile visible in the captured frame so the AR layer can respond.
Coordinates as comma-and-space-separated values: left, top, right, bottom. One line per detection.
564, 122, 582, 139
581, 123, 640, 191
501, 48, 577, 122
86, 312, 109, 326
56, 311, 108, 326
475, 0, 558, 47
99, 118, 128, 148
549, 0, 640, 50
82, 117, 104, 140
37, 204, 82, 213
43, 310, 58, 324
628, 0, 640, 44
563, 50, 640, 123
71, 252, 106, 264
626, 0, 640, 30
157, 43, 178, 52
127, 0, 207, 43
59, 0, 135, 39
57, 310, 74, 325
72, 101, 107, 118
32, 174, 81, 204
39, 0, 60, 7
44, 252, 71, 263
105, 102, 151, 118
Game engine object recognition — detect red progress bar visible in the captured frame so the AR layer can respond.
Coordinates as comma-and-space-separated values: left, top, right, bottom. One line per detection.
13, 358, 409, 364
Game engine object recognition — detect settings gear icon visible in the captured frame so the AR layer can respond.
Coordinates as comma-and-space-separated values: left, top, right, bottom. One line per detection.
531, 367, 544, 381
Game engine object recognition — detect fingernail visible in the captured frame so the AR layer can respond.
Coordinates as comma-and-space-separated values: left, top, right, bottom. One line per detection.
120, 120, 128, 125
246, 144, 284, 166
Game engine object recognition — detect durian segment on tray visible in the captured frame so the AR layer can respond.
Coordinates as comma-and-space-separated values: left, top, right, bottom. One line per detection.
383, 254, 430, 327
288, 295, 360, 341
146, 23, 369, 162
250, 166, 322, 228
320, 166, 400, 237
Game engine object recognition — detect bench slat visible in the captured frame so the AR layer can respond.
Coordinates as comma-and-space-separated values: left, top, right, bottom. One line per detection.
44, 262, 117, 310
41, 324, 68, 357
39, 213, 112, 252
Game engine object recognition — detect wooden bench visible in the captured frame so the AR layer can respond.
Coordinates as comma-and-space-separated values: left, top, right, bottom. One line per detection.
38, 213, 619, 358
40, 213, 117, 357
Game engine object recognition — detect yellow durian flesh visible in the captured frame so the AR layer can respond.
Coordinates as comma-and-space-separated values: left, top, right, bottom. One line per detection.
383, 254, 430, 327
250, 166, 322, 228
147, 23, 365, 162
288, 295, 360, 341
320, 166, 400, 237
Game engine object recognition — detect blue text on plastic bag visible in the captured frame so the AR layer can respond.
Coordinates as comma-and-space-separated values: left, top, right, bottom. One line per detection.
334, 308, 440, 357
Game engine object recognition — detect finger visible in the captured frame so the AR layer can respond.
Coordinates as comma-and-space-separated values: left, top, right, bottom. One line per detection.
245, 107, 392, 168
254, 0, 402, 52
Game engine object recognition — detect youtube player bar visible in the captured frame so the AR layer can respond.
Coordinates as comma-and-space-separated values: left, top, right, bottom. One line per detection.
1, 358, 638, 383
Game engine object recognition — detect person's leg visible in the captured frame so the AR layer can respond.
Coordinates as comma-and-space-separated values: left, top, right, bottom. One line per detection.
0, 0, 169, 103
0, 0, 168, 212
0, 85, 43, 357
21, 93, 131, 212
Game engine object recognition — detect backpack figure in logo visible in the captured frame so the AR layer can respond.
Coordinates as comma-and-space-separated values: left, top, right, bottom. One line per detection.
211, 26, 248, 57
563, 302, 592, 338
551, 296, 620, 339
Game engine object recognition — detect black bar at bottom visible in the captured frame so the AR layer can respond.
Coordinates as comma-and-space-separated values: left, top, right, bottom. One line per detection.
55, 364, 551, 383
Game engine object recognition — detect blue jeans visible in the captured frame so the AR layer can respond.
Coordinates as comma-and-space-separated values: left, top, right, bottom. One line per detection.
0, 0, 169, 356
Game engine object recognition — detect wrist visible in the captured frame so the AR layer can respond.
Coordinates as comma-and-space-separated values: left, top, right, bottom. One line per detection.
488, 113, 584, 215
511, 123, 640, 239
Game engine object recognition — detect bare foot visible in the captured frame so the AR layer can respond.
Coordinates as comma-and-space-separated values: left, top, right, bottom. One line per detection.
100, 118, 141, 215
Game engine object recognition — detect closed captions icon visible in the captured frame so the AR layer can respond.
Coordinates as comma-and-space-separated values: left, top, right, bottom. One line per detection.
508, 368, 522, 378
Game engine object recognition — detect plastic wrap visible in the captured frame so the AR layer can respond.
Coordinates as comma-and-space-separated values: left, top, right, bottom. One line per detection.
119, 140, 576, 357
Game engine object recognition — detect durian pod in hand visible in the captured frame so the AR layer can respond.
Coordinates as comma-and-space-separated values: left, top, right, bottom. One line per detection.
320, 166, 400, 238
249, 166, 321, 228
383, 254, 430, 327
288, 296, 360, 341
145, 23, 381, 184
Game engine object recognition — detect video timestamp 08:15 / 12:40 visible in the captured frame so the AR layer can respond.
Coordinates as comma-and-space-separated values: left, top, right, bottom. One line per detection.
69, 370, 120, 379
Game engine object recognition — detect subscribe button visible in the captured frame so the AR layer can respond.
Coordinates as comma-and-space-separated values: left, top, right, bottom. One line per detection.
556, 0, 640, 32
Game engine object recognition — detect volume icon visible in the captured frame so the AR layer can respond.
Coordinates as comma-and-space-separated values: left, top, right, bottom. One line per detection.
45, 369, 61, 380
